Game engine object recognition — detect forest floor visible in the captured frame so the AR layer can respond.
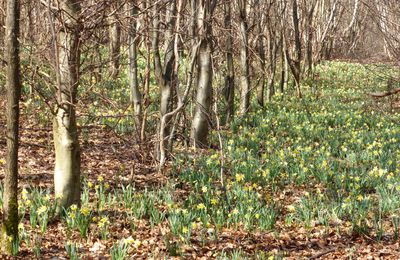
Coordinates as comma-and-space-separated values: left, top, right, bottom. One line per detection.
0, 61, 400, 259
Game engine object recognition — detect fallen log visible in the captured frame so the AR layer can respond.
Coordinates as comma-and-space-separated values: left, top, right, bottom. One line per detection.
369, 88, 400, 98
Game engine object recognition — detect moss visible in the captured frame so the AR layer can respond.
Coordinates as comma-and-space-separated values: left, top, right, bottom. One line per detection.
1, 197, 18, 255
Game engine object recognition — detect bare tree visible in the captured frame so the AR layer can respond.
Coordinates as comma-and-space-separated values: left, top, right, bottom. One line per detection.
286, 0, 302, 98
153, 1, 177, 157
2, 0, 20, 254
237, 0, 251, 115
109, 1, 121, 78
191, 0, 215, 147
223, 0, 235, 123
53, 0, 82, 208
127, 0, 142, 133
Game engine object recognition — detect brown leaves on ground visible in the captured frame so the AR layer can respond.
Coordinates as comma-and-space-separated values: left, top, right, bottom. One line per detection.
1, 111, 400, 259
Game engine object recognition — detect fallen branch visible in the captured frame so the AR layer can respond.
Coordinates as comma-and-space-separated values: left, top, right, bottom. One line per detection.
369, 88, 400, 98
309, 248, 336, 259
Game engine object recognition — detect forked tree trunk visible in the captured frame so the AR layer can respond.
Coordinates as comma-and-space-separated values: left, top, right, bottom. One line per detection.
53, 0, 81, 209
152, 1, 177, 157
191, 0, 214, 147
2, 0, 20, 254
286, 0, 302, 98
237, 0, 251, 115
128, 0, 142, 132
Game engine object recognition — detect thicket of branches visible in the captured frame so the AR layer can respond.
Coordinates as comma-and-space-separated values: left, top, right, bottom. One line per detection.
1, 0, 399, 249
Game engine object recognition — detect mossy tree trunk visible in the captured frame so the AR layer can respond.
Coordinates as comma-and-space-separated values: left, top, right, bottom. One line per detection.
53, 0, 81, 209
2, 0, 20, 254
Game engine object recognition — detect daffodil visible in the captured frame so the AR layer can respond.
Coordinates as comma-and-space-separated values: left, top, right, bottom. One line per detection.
123, 236, 135, 245
182, 226, 189, 234
80, 206, 90, 217
196, 203, 206, 210
286, 205, 296, 212
235, 173, 245, 182
18, 223, 24, 230
68, 212, 76, 219
133, 239, 141, 248
37, 205, 47, 215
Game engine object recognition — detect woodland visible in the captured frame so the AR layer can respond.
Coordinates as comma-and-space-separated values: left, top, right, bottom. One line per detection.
0, 0, 400, 259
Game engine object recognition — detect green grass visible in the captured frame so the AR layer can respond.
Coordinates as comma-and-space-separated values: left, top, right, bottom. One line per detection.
176, 61, 399, 239
2, 61, 399, 257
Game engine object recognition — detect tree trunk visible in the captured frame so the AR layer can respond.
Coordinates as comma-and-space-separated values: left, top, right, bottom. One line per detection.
2, 0, 20, 254
53, 0, 81, 209
237, 0, 251, 115
191, 0, 214, 147
306, 1, 317, 76
224, 1, 234, 123
256, 11, 266, 106
286, 0, 302, 98
279, 32, 289, 93
128, 0, 142, 132
109, 3, 121, 79
152, 1, 177, 157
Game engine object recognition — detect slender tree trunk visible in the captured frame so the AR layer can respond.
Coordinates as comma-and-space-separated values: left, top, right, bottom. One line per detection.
2, 0, 20, 254
224, 1, 234, 123
306, 1, 317, 76
237, 0, 251, 115
109, 2, 121, 79
265, 4, 279, 102
0, 1, 5, 95
286, 0, 302, 98
267, 37, 277, 101
128, 0, 142, 132
279, 32, 289, 93
191, 0, 214, 147
256, 12, 266, 106
53, 0, 81, 209
141, 41, 151, 142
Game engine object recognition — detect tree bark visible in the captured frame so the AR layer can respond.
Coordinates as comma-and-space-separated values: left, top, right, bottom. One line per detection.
191, 0, 214, 147
286, 0, 302, 98
224, 1, 235, 123
53, 0, 81, 209
306, 1, 317, 76
152, 1, 177, 157
237, 0, 251, 115
109, 2, 121, 79
279, 31, 289, 93
256, 8, 266, 106
128, 0, 142, 132
2, 0, 20, 254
